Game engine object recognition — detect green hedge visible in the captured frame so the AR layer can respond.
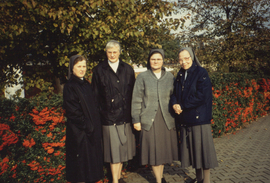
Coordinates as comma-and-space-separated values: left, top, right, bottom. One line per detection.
0, 73, 269, 182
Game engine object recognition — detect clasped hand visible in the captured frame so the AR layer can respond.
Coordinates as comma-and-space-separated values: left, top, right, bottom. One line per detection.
134, 104, 182, 131
173, 104, 183, 115
134, 123, 141, 131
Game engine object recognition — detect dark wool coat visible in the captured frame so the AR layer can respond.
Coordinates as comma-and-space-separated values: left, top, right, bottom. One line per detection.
170, 62, 213, 126
92, 59, 135, 125
63, 75, 103, 182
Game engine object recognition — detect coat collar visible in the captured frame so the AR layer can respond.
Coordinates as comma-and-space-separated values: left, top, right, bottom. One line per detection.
101, 58, 125, 76
179, 61, 198, 76
101, 58, 124, 69
148, 67, 166, 79
70, 74, 86, 85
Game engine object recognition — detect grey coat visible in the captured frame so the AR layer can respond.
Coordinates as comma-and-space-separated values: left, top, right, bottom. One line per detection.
132, 69, 175, 131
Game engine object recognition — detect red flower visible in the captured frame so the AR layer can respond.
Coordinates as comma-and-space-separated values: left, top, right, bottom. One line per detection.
0, 157, 9, 175
23, 139, 30, 147
54, 151, 61, 156
10, 114, 16, 121
47, 132, 53, 138
32, 108, 39, 114
23, 138, 36, 148
47, 147, 54, 154
27, 160, 40, 171
0, 123, 18, 150
60, 135, 66, 142
11, 164, 17, 171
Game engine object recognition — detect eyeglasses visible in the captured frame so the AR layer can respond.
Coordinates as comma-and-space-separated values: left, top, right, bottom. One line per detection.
150, 58, 163, 62
179, 57, 190, 62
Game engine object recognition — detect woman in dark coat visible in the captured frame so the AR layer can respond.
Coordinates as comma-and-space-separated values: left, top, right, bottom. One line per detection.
91, 40, 136, 183
170, 47, 218, 183
63, 55, 103, 183
132, 49, 178, 183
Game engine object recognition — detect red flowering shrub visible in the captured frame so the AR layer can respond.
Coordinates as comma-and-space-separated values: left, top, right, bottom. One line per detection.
0, 95, 67, 182
211, 73, 270, 137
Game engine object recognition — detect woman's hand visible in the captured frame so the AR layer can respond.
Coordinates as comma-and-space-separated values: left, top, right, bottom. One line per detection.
173, 104, 183, 115
134, 123, 141, 131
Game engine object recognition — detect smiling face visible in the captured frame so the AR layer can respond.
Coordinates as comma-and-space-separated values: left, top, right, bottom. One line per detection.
150, 53, 163, 73
179, 50, 192, 70
106, 46, 120, 63
72, 60, 87, 78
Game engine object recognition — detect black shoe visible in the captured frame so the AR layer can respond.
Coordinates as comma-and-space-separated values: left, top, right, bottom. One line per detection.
162, 178, 167, 183
191, 179, 204, 183
189, 179, 197, 183
119, 178, 126, 183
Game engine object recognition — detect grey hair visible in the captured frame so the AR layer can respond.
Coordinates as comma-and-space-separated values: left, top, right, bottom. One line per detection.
105, 40, 121, 52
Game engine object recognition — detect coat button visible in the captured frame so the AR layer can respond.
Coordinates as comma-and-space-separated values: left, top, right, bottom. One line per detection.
111, 99, 114, 102
123, 98, 125, 101
117, 80, 120, 83
152, 119, 154, 122
196, 116, 199, 119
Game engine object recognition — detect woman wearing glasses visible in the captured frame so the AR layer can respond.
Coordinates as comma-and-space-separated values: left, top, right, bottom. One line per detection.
170, 47, 218, 183
132, 49, 178, 183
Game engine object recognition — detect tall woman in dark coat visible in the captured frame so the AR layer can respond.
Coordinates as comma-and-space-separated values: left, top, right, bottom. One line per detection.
170, 48, 218, 183
132, 49, 178, 183
63, 55, 103, 183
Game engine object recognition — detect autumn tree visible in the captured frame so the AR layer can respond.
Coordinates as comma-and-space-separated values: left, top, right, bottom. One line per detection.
176, 0, 270, 74
0, 0, 182, 94
126, 26, 182, 68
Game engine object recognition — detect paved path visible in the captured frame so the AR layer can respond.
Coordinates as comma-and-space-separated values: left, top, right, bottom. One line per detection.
122, 115, 270, 183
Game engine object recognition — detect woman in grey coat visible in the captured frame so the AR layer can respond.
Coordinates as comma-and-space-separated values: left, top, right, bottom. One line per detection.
132, 49, 178, 183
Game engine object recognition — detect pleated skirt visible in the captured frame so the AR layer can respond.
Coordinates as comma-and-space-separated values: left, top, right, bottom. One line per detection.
179, 124, 218, 169
103, 123, 136, 163
140, 106, 178, 166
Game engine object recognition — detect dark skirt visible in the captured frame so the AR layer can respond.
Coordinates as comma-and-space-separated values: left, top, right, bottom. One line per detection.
179, 124, 218, 169
103, 123, 136, 163
140, 106, 178, 166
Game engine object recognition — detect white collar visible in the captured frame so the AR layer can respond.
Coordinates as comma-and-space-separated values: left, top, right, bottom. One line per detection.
108, 60, 119, 73
154, 71, 162, 79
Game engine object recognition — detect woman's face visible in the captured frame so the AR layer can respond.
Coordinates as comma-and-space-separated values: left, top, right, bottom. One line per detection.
150, 53, 163, 73
106, 46, 120, 63
73, 60, 87, 78
179, 50, 192, 70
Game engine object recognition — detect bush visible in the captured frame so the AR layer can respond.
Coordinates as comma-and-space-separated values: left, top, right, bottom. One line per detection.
0, 95, 66, 183
211, 73, 270, 137
0, 74, 269, 182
